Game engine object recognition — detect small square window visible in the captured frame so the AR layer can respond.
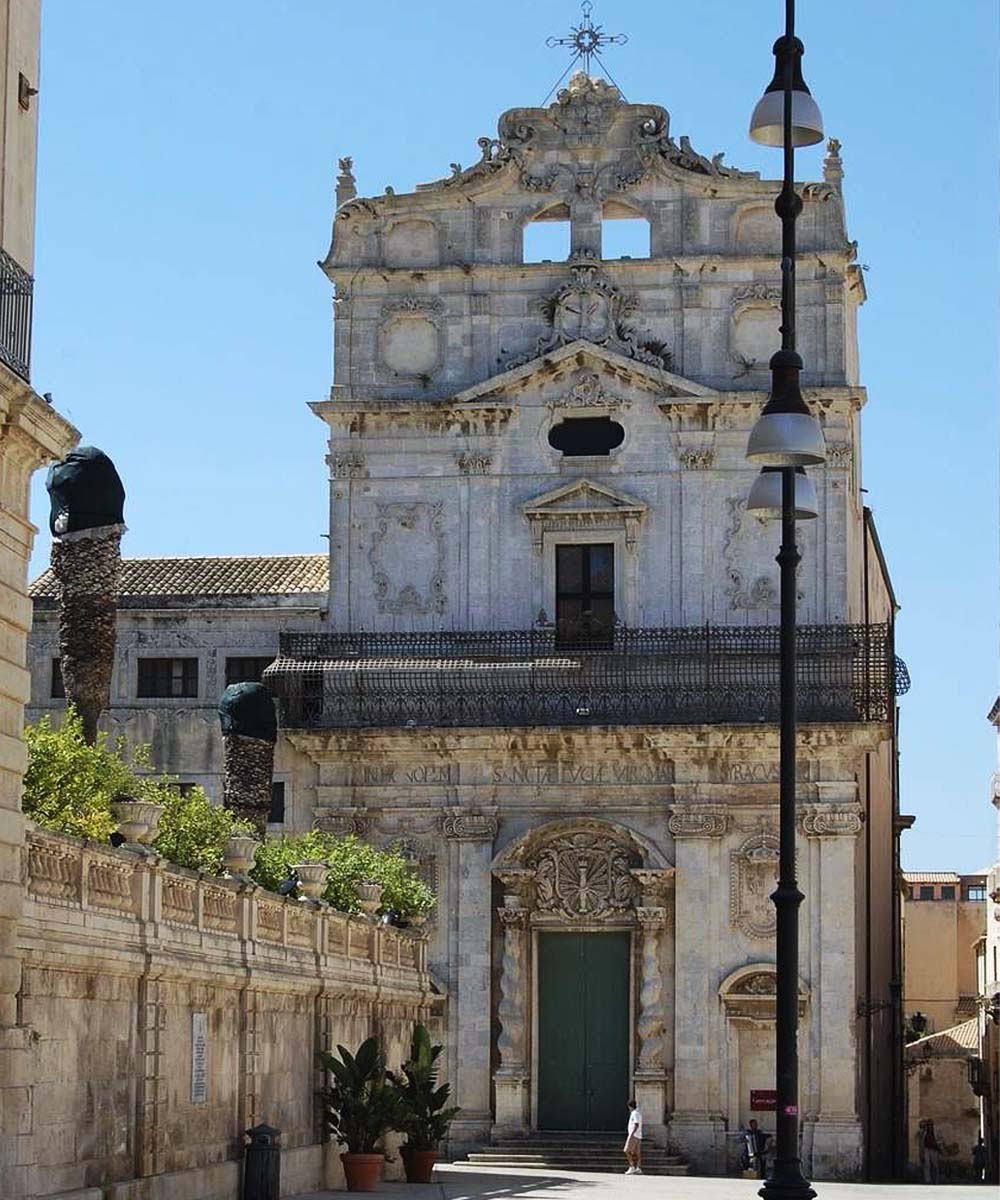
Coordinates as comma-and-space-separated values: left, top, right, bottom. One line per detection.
919, 886, 934, 901
50, 658, 65, 699
225, 656, 275, 688
965, 884, 987, 902
268, 782, 285, 825
940, 885, 955, 900
137, 658, 199, 699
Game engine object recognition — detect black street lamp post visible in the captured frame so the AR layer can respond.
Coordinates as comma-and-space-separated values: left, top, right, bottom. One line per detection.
745, 3, 826, 1200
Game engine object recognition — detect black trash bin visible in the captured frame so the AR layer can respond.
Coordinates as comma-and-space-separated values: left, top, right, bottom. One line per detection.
244, 1123, 281, 1200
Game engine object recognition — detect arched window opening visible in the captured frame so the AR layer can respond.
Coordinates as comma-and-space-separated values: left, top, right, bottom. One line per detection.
601, 201, 651, 260
548, 417, 625, 457
523, 204, 571, 264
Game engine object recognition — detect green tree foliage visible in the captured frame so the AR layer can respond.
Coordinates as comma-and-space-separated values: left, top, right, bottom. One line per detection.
317, 1036, 403, 1154
22, 709, 238, 870
251, 831, 434, 919
388, 1024, 460, 1149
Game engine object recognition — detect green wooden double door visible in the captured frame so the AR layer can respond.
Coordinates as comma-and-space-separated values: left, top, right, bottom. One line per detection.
536, 931, 630, 1131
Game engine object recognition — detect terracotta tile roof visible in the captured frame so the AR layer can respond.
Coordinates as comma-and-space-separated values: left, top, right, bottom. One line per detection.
30, 554, 328, 601
903, 872, 961, 884
906, 1017, 979, 1057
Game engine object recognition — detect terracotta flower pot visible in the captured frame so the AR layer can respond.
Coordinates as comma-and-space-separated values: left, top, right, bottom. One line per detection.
401, 1146, 438, 1184
341, 1152, 383, 1192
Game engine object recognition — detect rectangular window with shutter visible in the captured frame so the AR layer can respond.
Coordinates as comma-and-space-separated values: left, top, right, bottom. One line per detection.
137, 658, 199, 699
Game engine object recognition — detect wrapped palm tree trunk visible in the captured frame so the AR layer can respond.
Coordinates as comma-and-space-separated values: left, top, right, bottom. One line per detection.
219, 682, 277, 837
45, 447, 126, 745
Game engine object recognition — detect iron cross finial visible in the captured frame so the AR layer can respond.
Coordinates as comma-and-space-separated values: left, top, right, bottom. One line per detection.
546, 1, 628, 78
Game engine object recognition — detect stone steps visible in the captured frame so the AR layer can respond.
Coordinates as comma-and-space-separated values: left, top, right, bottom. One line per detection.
463, 1138, 691, 1176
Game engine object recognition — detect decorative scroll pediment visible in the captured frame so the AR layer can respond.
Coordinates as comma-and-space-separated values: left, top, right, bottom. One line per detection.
452, 341, 719, 409
523, 478, 647, 552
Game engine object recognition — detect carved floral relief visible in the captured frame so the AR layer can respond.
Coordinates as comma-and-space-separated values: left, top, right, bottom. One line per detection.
367, 502, 447, 616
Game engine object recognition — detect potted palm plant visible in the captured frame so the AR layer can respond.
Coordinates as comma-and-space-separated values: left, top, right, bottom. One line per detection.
389, 1025, 460, 1183
317, 1036, 400, 1192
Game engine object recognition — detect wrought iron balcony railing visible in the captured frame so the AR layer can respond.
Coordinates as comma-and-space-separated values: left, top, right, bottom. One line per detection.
0, 246, 32, 380
264, 622, 902, 731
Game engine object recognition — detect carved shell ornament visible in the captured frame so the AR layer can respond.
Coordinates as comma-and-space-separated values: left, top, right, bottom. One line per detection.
531, 831, 636, 920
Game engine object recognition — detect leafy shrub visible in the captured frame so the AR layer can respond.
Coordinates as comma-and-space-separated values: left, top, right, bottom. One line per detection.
23, 709, 237, 870
251, 831, 434, 918
388, 1024, 460, 1149
317, 1036, 402, 1154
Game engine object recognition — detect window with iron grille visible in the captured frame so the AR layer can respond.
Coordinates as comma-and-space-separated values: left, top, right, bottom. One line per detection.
965, 884, 987, 901
50, 658, 65, 699
137, 658, 199, 699
555, 543, 614, 643
268, 782, 285, 824
225, 656, 274, 687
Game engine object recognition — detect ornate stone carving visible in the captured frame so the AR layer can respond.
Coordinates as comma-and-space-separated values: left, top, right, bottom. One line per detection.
328, 450, 366, 479
380, 296, 446, 317
730, 831, 780, 939
824, 443, 853, 468
496, 900, 528, 1073
668, 806, 729, 838
441, 809, 498, 841
314, 807, 371, 837
731, 284, 782, 312
504, 257, 671, 371
368, 501, 447, 615
531, 830, 635, 920
551, 371, 629, 410
722, 497, 804, 612
523, 478, 647, 554
27, 839, 80, 903
631, 867, 676, 906
679, 447, 714, 470
739, 972, 777, 995
636, 906, 666, 1069
457, 452, 492, 475
799, 805, 863, 837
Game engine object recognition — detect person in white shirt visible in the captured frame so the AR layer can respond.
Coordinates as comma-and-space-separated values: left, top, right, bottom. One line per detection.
623, 1099, 643, 1174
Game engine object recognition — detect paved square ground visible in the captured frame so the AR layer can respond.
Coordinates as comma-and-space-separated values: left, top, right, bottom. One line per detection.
291, 1162, 987, 1200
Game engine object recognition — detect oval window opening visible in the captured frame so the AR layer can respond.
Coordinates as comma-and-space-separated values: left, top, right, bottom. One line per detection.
548, 417, 625, 457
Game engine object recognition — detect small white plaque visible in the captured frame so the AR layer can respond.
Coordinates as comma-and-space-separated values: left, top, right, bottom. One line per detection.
191, 1012, 208, 1104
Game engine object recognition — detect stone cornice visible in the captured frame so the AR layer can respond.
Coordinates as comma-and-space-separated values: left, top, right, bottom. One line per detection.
0, 372, 78, 467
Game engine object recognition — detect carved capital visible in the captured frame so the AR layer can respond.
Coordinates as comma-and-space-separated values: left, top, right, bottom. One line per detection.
497, 906, 528, 929
328, 450, 366, 479
457, 452, 492, 475
679, 448, 715, 470
636, 905, 667, 930
668, 805, 729, 838
630, 867, 676, 905
799, 804, 863, 837
442, 808, 498, 842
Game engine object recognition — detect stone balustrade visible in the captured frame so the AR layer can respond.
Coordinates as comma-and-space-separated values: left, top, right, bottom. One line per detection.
15, 825, 439, 1200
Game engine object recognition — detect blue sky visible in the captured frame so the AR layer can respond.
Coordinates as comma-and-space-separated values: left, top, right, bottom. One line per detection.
30, 2, 998, 870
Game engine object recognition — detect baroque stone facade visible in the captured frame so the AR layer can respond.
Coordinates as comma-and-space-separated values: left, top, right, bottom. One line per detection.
26, 74, 905, 1179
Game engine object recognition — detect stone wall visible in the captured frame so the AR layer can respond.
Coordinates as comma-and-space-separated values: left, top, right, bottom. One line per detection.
14, 826, 441, 1200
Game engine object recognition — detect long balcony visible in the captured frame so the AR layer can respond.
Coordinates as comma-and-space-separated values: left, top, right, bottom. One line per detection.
264, 623, 904, 731
0, 246, 33, 381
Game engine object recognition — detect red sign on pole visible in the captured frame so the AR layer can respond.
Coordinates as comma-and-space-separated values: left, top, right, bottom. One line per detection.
750, 1090, 777, 1111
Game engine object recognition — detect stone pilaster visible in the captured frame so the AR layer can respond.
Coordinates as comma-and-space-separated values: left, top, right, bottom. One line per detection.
442, 807, 497, 1154
493, 868, 532, 1135
630, 868, 674, 1144
0, 374, 76, 1200
800, 803, 864, 1178
668, 806, 728, 1171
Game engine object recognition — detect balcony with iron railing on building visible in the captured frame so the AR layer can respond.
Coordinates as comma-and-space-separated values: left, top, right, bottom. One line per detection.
0, 245, 33, 381
264, 619, 910, 731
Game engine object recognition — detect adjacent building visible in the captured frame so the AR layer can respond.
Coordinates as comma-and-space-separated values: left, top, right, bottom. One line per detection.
27, 73, 909, 1178
0, 5, 80, 1198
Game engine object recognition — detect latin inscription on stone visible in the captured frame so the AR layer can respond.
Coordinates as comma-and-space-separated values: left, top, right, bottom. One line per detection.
349, 763, 458, 786
492, 762, 672, 786
191, 1012, 208, 1104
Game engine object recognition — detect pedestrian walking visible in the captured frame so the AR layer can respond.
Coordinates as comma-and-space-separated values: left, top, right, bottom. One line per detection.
623, 1099, 643, 1175
971, 1136, 987, 1183
918, 1119, 942, 1184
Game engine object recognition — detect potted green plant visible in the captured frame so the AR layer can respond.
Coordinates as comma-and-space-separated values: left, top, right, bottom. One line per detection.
389, 1025, 460, 1183
317, 1036, 401, 1192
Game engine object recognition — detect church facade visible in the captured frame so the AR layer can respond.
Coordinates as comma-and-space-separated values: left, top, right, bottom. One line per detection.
28, 75, 907, 1178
